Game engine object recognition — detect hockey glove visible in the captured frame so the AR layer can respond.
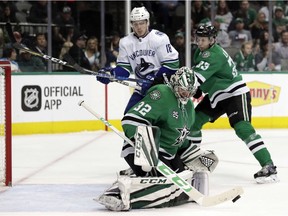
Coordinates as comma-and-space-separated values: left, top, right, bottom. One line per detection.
96, 67, 115, 84
140, 73, 155, 95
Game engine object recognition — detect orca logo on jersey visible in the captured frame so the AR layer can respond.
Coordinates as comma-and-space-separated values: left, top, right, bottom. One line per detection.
135, 58, 155, 75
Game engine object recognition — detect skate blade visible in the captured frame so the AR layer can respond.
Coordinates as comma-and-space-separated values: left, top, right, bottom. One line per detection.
255, 174, 279, 184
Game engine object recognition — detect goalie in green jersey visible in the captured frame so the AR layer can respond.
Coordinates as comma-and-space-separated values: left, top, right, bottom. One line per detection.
96, 67, 219, 211
191, 24, 279, 184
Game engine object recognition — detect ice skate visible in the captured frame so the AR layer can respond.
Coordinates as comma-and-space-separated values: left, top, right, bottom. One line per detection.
254, 164, 279, 184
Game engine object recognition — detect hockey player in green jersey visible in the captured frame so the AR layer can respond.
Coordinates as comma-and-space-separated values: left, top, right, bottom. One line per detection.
96, 67, 218, 211
191, 24, 279, 184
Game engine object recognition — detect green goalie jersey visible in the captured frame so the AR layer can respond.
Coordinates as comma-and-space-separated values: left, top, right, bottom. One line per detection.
193, 44, 250, 108
121, 84, 195, 157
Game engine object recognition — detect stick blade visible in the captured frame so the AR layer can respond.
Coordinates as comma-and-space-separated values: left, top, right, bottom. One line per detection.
200, 186, 244, 207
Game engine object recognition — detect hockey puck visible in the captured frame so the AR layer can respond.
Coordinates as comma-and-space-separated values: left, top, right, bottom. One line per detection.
232, 195, 241, 203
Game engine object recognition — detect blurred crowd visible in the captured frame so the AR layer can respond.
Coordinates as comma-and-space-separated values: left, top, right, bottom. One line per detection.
0, 0, 287, 72
167, 0, 288, 72
0, 0, 121, 73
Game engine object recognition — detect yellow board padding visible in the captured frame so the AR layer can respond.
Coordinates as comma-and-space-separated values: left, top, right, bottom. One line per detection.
202, 117, 288, 129
12, 117, 288, 135
12, 120, 123, 135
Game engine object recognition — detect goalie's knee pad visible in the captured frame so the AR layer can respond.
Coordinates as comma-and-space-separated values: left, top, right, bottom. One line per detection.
181, 145, 219, 173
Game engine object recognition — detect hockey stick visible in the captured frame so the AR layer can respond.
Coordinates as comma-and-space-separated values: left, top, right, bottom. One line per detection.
78, 100, 244, 207
62, 53, 141, 90
13, 42, 147, 86
5, 22, 148, 85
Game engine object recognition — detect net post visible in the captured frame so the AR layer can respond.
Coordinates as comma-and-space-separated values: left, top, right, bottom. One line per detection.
0, 61, 12, 186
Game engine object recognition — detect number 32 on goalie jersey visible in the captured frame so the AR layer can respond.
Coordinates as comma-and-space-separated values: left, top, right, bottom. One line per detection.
133, 101, 151, 116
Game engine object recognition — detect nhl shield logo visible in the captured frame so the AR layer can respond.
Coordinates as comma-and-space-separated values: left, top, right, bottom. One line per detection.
22, 85, 42, 111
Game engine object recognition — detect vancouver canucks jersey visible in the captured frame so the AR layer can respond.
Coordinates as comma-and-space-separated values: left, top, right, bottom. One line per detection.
121, 84, 195, 157
117, 29, 179, 80
193, 44, 250, 108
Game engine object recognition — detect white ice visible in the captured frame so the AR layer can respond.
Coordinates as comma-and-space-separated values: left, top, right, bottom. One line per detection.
0, 129, 287, 216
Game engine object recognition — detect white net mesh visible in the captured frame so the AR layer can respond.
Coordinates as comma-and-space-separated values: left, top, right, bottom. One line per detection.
0, 66, 6, 184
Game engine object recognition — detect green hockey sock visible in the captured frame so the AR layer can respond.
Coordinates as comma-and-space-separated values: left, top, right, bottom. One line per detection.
234, 121, 273, 166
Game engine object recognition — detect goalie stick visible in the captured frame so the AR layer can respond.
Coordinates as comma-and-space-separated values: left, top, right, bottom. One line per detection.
4, 23, 149, 86
78, 100, 244, 207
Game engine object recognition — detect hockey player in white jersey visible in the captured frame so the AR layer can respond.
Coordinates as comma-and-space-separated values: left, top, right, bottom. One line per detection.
97, 6, 179, 113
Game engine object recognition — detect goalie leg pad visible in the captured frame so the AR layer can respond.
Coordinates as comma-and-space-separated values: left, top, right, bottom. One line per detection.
181, 145, 219, 173
96, 170, 193, 211
134, 125, 161, 171
129, 170, 193, 209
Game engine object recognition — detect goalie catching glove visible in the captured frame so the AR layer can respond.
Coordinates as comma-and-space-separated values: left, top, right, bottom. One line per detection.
180, 144, 219, 173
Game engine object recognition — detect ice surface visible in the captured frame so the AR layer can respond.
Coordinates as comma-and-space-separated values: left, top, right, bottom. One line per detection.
0, 129, 287, 216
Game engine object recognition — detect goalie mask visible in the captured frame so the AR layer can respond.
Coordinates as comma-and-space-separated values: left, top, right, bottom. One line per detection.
170, 67, 197, 105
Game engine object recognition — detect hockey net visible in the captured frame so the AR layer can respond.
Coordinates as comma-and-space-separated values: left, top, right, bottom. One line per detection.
0, 61, 12, 186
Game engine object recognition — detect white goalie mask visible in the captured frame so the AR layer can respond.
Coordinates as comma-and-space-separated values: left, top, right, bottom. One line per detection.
130, 6, 150, 23
170, 67, 198, 105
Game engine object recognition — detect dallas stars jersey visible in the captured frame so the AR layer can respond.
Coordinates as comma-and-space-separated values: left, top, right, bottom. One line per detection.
193, 44, 250, 108
117, 29, 179, 79
233, 50, 255, 72
121, 84, 195, 157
